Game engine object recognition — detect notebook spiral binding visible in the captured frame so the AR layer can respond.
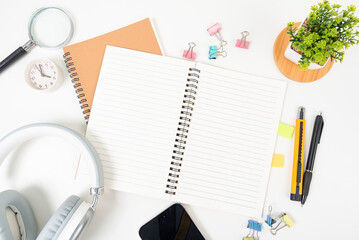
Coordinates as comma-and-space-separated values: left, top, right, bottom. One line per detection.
63, 52, 90, 124
165, 67, 200, 195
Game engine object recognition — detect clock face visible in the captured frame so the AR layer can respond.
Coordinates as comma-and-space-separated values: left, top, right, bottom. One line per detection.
28, 60, 58, 90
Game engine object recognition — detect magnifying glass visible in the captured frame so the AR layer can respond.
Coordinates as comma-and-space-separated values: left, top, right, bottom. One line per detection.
0, 7, 74, 73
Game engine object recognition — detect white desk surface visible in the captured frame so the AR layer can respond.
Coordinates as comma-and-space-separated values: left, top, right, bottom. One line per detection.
0, 0, 358, 239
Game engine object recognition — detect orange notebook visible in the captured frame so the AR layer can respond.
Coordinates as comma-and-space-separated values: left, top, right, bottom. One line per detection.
63, 18, 163, 122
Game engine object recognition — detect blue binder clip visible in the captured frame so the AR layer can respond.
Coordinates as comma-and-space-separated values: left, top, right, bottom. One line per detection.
244, 220, 262, 240
265, 205, 276, 227
247, 220, 262, 232
208, 44, 227, 59
209, 46, 218, 59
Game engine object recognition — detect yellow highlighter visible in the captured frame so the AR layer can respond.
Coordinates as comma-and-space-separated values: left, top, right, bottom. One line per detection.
290, 107, 305, 201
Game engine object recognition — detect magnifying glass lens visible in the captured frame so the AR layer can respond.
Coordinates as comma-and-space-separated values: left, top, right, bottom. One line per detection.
0, 7, 73, 73
30, 8, 73, 48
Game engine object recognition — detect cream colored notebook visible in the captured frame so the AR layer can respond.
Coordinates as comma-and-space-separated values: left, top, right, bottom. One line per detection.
86, 46, 287, 217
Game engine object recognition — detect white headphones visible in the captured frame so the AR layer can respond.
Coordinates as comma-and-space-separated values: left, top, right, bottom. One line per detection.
0, 123, 104, 240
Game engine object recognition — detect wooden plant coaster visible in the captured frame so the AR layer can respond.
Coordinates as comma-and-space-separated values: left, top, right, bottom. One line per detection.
273, 22, 334, 83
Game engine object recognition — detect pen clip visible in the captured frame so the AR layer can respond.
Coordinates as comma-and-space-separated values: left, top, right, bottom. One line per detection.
317, 115, 324, 144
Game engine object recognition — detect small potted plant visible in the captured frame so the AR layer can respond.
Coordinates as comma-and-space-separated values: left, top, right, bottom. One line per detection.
285, 0, 359, 70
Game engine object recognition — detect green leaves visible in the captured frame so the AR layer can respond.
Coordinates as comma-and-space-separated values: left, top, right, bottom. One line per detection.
317, 40, 327, 49
332, 41, 343, 50
286, 0, 359, 70
304, 35, 314, 45
348, 5, 356, 12
335, 16, 343, 24
299, 58, 310, 70
328, 28, 337, 37
313, 52, 324, 62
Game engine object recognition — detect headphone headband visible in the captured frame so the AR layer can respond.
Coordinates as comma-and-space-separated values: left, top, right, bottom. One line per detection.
0, 123, 104, 199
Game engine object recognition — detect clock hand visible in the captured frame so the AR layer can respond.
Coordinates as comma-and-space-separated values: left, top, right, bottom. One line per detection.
39, 64, 51, 78
39, 64, 47, 77
35, 64, 44, 77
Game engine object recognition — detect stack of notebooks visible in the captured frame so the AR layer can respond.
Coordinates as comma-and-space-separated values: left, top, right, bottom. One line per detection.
64, 19, 287, 218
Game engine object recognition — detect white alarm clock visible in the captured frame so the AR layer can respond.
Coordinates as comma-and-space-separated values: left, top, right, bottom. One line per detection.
25, 59, 62, 91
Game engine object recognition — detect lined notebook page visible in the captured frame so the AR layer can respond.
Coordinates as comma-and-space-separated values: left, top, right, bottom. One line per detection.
86, 46, 193, 200
174, 64, 287, 217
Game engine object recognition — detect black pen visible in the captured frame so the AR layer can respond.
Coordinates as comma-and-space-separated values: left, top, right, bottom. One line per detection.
301, 112, 324, 206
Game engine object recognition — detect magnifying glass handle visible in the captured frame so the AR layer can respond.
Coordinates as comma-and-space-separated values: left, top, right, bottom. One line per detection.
0, 40, 36, 74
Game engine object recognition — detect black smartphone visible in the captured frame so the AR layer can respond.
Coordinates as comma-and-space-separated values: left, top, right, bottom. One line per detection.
139, 204, 206, 240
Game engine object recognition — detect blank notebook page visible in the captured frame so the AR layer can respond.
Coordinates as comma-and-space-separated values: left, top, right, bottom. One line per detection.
86, 46, 193, 200
174, 64, 287, 217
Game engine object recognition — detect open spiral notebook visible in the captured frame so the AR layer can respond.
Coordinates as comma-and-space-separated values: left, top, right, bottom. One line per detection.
84, 46, 287, 217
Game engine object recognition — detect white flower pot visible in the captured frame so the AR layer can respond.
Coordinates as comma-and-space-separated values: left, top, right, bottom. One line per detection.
284, 20, 329, 70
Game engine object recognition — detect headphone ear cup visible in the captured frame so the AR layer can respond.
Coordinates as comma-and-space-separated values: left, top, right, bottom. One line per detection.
0, 190, 38, 240
37, 195, 83, 240
55, 201, 94, 240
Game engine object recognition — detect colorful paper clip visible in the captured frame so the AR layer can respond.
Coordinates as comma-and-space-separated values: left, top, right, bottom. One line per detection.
270, 213, 294, 235
243, 220, 262, 240
264, 205, 276, 227
236, 31, 250, 49
207, 23, 224, 42
182, 42, 196, 61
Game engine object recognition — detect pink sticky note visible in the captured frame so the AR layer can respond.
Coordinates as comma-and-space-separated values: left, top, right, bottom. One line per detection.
236, 40, 250, 49
207, 23, 221, 36
183, 50, 196, 60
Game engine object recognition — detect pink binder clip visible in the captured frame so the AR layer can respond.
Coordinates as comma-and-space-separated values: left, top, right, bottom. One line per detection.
182, 42, 196, 61
207, 23, 221, 36
207, 23, 224, 42
236, 31, 250, 49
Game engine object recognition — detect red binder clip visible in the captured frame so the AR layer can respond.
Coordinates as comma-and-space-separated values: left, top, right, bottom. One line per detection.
236, 31, 250, 49
183, 42, 196, 61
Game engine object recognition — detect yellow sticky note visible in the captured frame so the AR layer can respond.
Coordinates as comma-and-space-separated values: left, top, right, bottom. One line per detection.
272, 154, 285, 168
277, 122, 294, 139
